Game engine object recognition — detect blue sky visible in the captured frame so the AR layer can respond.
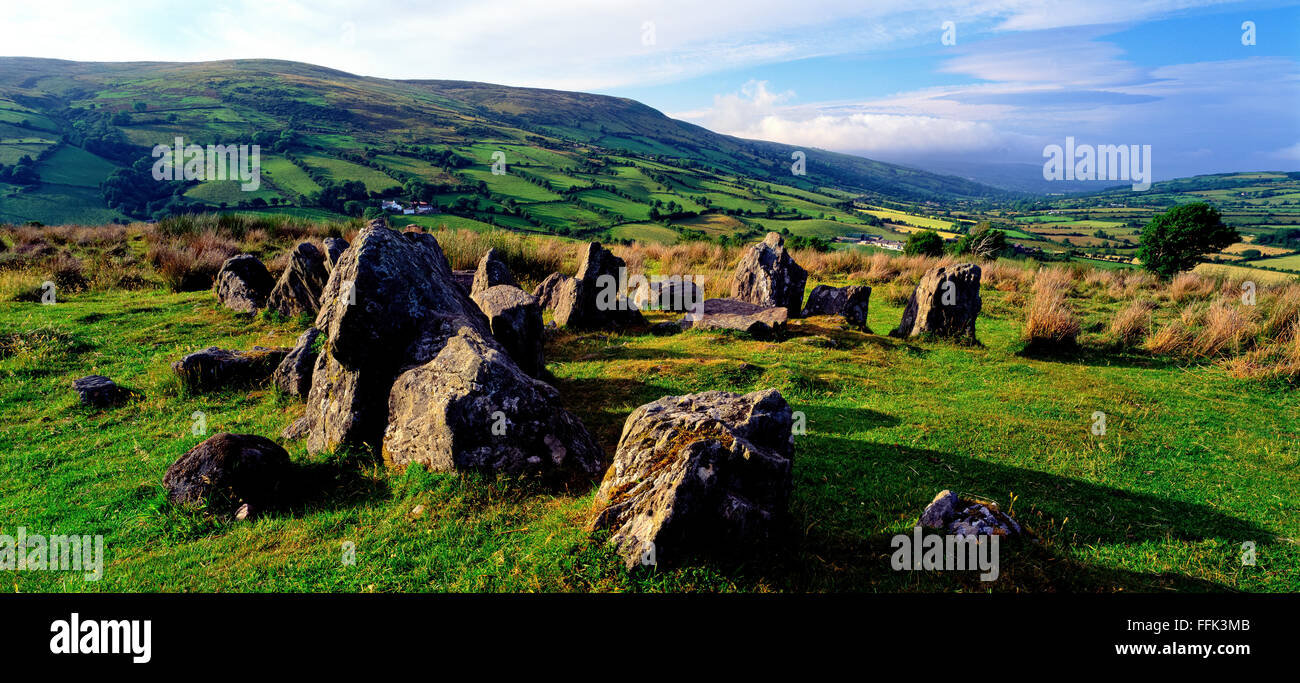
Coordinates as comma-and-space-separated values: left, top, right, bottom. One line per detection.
2, 0, 1297, 179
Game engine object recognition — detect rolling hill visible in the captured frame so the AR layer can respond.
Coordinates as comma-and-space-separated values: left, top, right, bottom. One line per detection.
0, 57, 1004, 230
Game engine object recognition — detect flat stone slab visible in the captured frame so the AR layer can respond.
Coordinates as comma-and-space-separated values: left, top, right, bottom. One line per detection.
681, 298, 788, 339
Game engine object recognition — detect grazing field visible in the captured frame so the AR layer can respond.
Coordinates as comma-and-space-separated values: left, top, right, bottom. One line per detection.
1, 219, 1297, 593
297, 153, 401, 193
1249, 253, 1300, 273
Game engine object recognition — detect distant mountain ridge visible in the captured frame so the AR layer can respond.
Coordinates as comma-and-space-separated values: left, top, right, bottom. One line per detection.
0, 57, 1005, 217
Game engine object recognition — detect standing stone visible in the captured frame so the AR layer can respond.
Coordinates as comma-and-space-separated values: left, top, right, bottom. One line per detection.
842, 285, 872, 332
267, 242, 329, 318
801, 285, 848, 317
471, 247, 519, 297
730, 233, 807, 318
381, 326, 603, 483
322, 237, 349, 273
633, 277, 702, 313
273, 327, 321, 397
892, 263, 982, 341
163, 433, 292, 515
214, 254, 274, 313
472, 285, 544, 377
551, 243, 645, 330
304, 219, 496, 453
588, 389, 795, 570
533, 272, 571, 311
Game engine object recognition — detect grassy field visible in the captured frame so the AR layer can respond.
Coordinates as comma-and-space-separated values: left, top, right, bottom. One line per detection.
1, 221, 1297, 593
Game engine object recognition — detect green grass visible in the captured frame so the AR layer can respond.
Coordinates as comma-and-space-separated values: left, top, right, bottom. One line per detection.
184, 180, 284, 205
298, 153, 400, 193
260, 154, 323, 198
1, 264, 1296, 592
34, 146, 121, 188
0, 184, 125, 225
610, 222, 679, 244
1249, 253, 1300, 273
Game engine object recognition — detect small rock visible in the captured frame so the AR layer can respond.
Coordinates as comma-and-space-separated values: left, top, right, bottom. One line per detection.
918, 489, 1024, 538
801, 285, 849, 317
472, 285, 544, 377
163, 433, 292, 516
214, 254, 274, 313
273, 327, 321, 397
172, 346, 289, 392
650, 321, 682, 336
471, 248, 520, 298
281, 416, 311, 440
266, 242, 329, 318
72, 375, 128, 408
235, 503, 253, 521
841, 285, 872, 332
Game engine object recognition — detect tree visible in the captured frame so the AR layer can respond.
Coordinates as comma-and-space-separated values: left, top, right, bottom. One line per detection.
904, 230, 944, 257
957, 224, 1009, 259
1138, 202, 1237, 278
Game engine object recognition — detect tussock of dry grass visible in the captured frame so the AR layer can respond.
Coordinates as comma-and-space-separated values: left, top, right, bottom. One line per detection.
1109, 299, 1155, 347
1023, 267, 1080, 348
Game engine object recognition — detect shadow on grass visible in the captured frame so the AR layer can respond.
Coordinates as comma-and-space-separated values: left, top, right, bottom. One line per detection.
642, 438, 1269, 592
1015, 340, 1186, 371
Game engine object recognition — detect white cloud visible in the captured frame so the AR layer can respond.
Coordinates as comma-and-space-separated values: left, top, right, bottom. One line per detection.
0, 0, 1247, 89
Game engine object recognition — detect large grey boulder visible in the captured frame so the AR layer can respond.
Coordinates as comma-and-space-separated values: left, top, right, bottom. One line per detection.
163, 433, 292, 516
633, 277, 702, 314
891, 263, 982, 341
304, 219, 495, 453
680, 298, 788, 339
472, 285, 544, 377
267, 242, 329, 318
730, 233, 807, 317
172, 346, 289, 392
214, 254, 274, 313
588, 389, 795, 570
841, 285, 872, 332
551, 243, 646, 330
273, 327, 321, 397
470, 247, 519, 298
322, 237, 349, 273
802, 285, 849, 317
381, 326, 603, 483
532, 272, 571, 311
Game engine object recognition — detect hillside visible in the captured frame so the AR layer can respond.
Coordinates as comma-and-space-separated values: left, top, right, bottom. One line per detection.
0, 57, 1003, 232
1, 217, 1297, 592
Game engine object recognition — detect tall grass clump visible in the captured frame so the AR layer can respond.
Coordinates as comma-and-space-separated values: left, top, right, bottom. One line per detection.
1022, 267, 1080, 351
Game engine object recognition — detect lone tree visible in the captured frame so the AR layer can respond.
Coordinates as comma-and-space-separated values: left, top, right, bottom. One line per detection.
1138, 202, 1237, 278
957, 223, 1009, 259
904, 230, 944, 257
